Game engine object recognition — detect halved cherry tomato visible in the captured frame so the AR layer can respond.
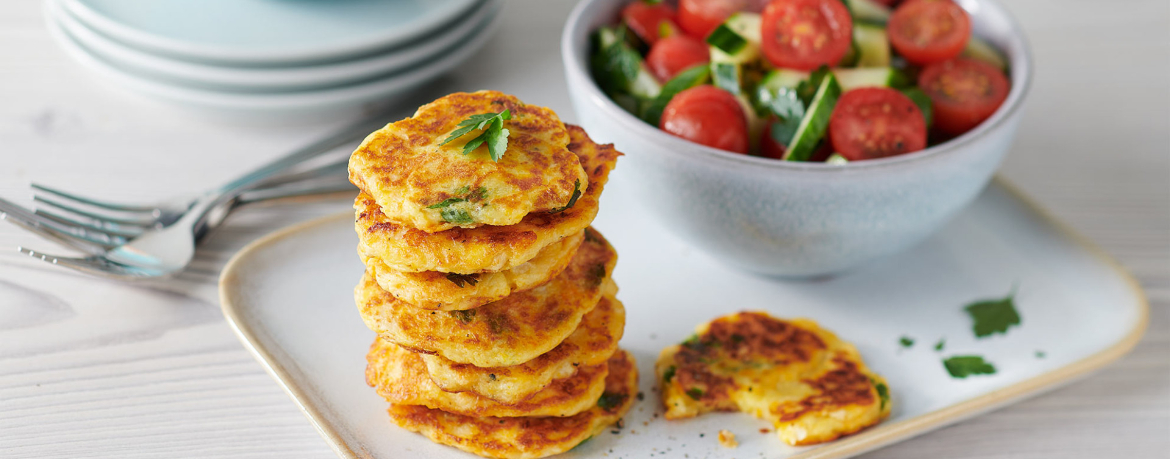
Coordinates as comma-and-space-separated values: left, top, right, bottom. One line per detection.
678, 0, 768, 39
622, 1, 678, 46
660, 85, 750, 154
918, 57, 1010, 135
760, 118, 787, 159
829, 87, 927, 160
760, 0, 854, 71
646, 35, 710, 82
888, 0, 970, 65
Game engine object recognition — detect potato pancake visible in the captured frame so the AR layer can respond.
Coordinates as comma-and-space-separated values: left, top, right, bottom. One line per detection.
656, 312, 890, 446
366, 339, 606, 418
349, 91, 588, 233
355, 125, 620, 274
364, 230, 584, 311
387, 349, 637, 459
355, 227, 617, 368
419, 294, 625, 404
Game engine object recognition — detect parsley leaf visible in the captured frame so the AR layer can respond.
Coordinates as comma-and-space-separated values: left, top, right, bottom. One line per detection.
439, 208, 474, 225
662, 365, 677, 383
449, 309, 477, 323
869, 377, 889, 411
440, 110, 512, 162
763, 87, 805, 148
686, 388, 704, 400
899, 336, 915, 348
965, 287, 1021, 338
943, 355, 997, 378
934, 339, 945, 352
597, 392, 627, 410
445, 273, 480, 288
428, 186, 489, 209
548, 180, 582, 214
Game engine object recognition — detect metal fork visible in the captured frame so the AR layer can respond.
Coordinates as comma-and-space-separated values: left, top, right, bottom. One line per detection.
0, 107, 402, 279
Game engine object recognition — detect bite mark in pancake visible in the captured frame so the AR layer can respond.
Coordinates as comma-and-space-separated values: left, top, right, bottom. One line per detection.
348, 91, 588, 232
656, 312, 890, 446
388, 350, 638, 459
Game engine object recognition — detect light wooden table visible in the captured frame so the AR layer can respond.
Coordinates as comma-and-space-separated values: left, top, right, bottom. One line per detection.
1, 0, 1166, 457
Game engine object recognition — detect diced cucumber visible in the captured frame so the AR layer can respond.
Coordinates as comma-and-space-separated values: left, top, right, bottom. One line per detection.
838, 39, 861, 67
734, 93, 767, 154
784, 72, 842, 161
709, 13, 761, 65
900, 87, 933, 128
826, 153, 849, 164
845, 0, 891, 25
833, 67, 908, 91
711, 62, 742, 95
759, 69, 810, 91
962, 36, 1008, 73
591, 27, 662, 100
853, 23, 890, 67
640, 65, 711, 126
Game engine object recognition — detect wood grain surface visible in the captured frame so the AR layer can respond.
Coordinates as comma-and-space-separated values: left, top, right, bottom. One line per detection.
1, 0, 1167, 457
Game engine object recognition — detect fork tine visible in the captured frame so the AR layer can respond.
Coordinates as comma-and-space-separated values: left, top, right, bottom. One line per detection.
16, 246, 156, 279
30, 183, 158, 213
0, 197, 119, 254
34, 208, 145, 238
32, 194, 160, 227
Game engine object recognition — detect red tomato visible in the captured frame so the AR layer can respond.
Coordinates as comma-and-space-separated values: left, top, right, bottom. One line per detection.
888, 0, 970, 65
760, 0, 854, 71
646, 35, 710, 82
918, 58, 1010, 135
829, 87, 927, 160
622, 1, 678, 46
660, 85, 750, 154
678, 0, 768, 39
760, 118, 787, 159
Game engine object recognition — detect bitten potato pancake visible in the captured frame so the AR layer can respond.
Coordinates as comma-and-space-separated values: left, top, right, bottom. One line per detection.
355, 125, 620, 274
387, 349, 637, 459
355, 227, 618, 368
364, 230, 584, 311
419, 294, 625, 404
656, 312, 890, 446
366, 339, 606, 418
349, 91, 588, 233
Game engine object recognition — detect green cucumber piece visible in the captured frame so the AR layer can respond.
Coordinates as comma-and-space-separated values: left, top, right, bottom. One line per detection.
833, 67, 908, 91
826, 153, 849, 164
784, 72, 842, 161
640, 65, 711, 126
900, 87, 933, 128
708, 13, 761, 64
853, 23, 890, 67
707, 24, 748, 55
711, 62, 742, 95
845, 0, 891, 25
590, 27, 661, 100
759, 69, 810, 91
962, 36, 1008, 72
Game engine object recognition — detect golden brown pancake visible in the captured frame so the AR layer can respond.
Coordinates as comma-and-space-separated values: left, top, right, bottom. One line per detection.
348, 91, 588, 233
656, 312, 890, 446
364, 230, 584, 311
419, 294, 625, 404
355, 227, 618, 368
367, 339, 606, 418
355, 125, 620, 274
387, 349, 638, 459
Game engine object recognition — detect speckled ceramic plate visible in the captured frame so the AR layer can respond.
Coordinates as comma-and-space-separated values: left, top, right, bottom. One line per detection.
220, 178, 1146, 459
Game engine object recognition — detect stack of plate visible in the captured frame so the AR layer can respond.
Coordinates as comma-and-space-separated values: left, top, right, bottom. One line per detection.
44, 0, 502, 122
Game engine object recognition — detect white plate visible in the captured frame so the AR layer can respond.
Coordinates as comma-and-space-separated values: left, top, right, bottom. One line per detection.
45, 2, 503, 123
60, 0, 480, 65
219, 178, 1146, 459
49, 0, 499, 92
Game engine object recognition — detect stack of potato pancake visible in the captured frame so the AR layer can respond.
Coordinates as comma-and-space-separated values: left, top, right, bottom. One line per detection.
348, 91, 634, 459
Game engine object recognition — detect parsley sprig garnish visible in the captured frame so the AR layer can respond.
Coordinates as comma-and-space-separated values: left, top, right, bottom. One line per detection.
548, 180, 582, 214
965, 286, 1021, 338
942, 355, 997, 378
440, 110, 511, 162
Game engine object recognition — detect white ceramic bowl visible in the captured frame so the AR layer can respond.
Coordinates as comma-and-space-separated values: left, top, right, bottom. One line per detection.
563, 0, 1033, 277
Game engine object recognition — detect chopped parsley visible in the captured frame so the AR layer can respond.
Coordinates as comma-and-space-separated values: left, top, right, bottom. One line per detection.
548, 180, 582, 214
445, 272, 480, 288
427, 186, 488, 209
869, 377, 889, 411
449, 309, 476, 323
439, 208, 474, 225
1035, 350, 1046, 359
934, 339, 946, 351
943, 355, 997, 378
662, 365, 677, 383
965, 287, 1021, 338
899, 336, 915, 348
685, 388, 704, 400
440, 110, 512, 162
597, 392, 627, 410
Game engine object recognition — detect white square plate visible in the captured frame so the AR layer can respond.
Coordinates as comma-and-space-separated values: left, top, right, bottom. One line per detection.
219, 178, 1146, 459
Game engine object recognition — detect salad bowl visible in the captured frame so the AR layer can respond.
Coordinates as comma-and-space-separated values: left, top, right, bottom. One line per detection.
562, 0, 1033, 277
